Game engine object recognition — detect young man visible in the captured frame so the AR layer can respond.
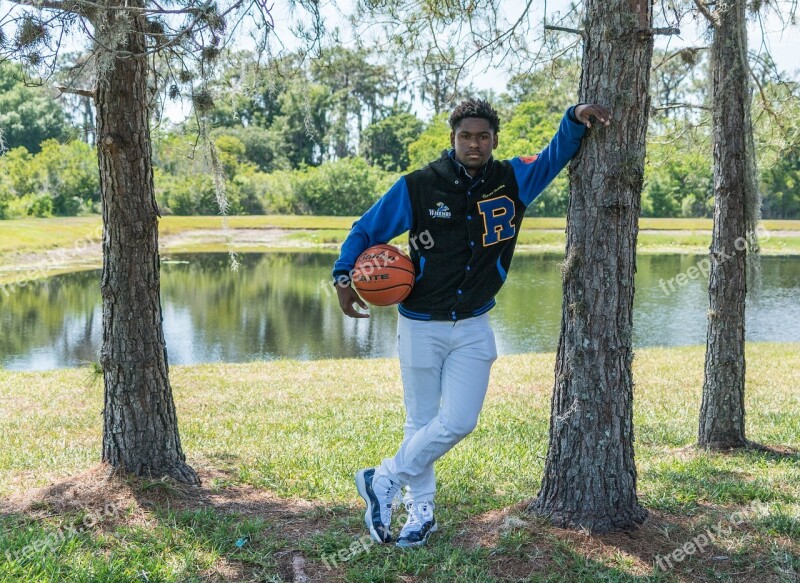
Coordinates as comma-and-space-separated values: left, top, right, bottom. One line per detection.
332, 99, 610, 548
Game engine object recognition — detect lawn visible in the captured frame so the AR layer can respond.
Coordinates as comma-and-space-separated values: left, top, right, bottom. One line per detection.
1, 215, 799, 256
1, 343, 798, 581
2, 216, 799, 287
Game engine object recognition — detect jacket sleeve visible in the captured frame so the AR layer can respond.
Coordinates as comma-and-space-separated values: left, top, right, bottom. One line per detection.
332, 177, 413, 282
510, 106, 587, 207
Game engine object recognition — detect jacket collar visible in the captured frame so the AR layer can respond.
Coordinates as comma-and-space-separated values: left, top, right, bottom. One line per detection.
428, 149, 491, 186
447, 149, 491, 183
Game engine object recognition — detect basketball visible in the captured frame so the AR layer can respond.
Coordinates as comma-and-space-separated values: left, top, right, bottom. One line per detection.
352, 244, 415, 306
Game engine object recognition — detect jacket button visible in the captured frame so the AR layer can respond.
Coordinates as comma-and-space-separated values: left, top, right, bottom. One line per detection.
457, 289, 462, 295
467, 215, 472, 220
470, 241, 475, 246
454, 180, 460, 185
466, 266, 471, 271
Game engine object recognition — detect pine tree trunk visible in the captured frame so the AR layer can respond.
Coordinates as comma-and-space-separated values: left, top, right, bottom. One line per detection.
698, 0, 752, 450
96, 2, 199, 485
530, 0, 653, 533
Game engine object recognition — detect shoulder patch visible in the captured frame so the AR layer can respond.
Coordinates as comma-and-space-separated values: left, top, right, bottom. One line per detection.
518, 155, 538, 164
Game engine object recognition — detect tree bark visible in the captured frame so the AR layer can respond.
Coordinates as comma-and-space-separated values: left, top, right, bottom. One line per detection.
530, 0, 653, 533
97, 1, 199, 485
698, 0, 753, 450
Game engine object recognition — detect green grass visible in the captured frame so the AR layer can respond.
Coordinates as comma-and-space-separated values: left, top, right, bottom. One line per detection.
0, 217, 104, 255
1, 216, 799, 286
1, 215, 798, 255
1, 343, 798, 581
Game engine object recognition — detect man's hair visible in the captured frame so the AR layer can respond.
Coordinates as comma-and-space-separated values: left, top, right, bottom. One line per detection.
449, 98, 500, 133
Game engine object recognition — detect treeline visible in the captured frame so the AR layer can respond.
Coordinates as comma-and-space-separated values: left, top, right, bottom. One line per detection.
1, 52, 798, 219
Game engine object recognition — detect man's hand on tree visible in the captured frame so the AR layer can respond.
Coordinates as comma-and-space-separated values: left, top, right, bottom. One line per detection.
336, 283, 370, 318
574, 104, 612, 128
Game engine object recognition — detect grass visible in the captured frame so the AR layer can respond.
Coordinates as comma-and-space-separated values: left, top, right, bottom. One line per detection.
1, 343, 798, 581
1, 216, 799, 286
1, 215, 798, 255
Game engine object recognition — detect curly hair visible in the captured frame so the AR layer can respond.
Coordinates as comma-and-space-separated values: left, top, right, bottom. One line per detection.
448, 98, 500, 133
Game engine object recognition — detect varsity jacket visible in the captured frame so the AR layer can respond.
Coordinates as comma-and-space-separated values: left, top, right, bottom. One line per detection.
333, 106, 587, 321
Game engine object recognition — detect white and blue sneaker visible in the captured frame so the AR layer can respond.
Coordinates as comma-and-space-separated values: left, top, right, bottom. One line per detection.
355, 468, 401, 543
396, 500, 437, 548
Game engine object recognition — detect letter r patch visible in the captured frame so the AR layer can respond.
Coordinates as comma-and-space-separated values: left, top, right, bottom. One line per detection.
477, 196, 516, 246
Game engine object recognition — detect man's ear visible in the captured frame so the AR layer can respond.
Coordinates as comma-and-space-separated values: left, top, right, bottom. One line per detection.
492, 134, 498, 150
450, 131, 455, 148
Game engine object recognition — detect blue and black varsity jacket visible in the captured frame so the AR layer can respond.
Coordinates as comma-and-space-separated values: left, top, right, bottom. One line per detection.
333, 106, 587, 321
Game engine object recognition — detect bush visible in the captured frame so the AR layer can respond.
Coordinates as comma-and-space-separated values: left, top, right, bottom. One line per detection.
643, 140, 713, 218
362, 112, 424, 172
36, 140, 100, 214
760, 145, 800, 219
154, 133, 270, 216
293, 157, 395, 216
210, 126, 290, 173
156, 172, 219, 215
407, 113, 450, 171
0, 140, 99, 218
0, 165, 12, 219
241, 171, 299, 214
25, 193, 54, 217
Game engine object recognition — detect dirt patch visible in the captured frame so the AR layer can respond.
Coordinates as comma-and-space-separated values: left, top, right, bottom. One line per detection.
161, 228, 305, 250
0, 463, 351, 582
2, 465, 797, 582
450, 499, 797, 583
0, 228, 318, 284
0, 227, 343, 281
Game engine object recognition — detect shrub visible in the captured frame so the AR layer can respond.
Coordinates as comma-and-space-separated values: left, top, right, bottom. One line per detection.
293, 157, 395, 216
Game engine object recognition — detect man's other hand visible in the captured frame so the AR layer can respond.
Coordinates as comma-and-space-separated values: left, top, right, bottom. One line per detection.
336, 284, 370, 318
574, 104, 612, 129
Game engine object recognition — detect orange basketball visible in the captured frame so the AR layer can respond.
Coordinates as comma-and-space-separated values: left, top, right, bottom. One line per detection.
352, 244, 415, 306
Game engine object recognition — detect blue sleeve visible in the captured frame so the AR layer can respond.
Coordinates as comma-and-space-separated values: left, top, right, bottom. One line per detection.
332, 177, 413, 280
510, 106, 587, 207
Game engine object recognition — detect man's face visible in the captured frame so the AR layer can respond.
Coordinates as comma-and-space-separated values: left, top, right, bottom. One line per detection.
450, 117, 498, 174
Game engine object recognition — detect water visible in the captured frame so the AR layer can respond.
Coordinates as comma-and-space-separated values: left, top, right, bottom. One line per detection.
1, 252, 798, 371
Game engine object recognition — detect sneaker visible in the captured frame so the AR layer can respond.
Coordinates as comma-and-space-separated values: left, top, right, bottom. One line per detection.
396, 500, 437, 548
355, 468, 400, 543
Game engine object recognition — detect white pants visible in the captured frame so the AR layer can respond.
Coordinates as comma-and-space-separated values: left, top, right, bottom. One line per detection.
375, 313, 497, 504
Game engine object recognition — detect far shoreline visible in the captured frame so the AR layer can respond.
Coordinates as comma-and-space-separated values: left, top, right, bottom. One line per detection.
1, 215, 799, 287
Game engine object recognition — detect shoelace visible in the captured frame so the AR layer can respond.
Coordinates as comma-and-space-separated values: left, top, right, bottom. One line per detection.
382, 482, 399, 504
390, 489, 403, 512
404, 501, 432, 529
377, 479, 401, 523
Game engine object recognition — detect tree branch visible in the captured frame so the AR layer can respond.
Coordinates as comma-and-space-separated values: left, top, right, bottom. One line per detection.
55, 84, 95, 99
654, 46, 708, 69
749, 67, 790, 138
652, 102, 711, 112
6, 0, 87, 17
693, 0, 719, 27
641, 27, 681, 36
544, 24, 584, 36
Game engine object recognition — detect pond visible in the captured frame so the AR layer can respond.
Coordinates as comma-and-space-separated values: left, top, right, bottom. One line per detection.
1, 252, 799, 370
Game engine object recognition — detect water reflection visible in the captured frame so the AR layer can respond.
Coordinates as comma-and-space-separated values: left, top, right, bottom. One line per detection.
1, 252, 798, 370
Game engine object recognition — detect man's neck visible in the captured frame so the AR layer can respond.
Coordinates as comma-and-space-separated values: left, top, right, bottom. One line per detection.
449, 150, 487, 180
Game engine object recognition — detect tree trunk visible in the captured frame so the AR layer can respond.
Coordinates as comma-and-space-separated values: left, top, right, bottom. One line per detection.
530, 0, 653, 533
698, 0, 754, 449
96, 1, 199, 485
